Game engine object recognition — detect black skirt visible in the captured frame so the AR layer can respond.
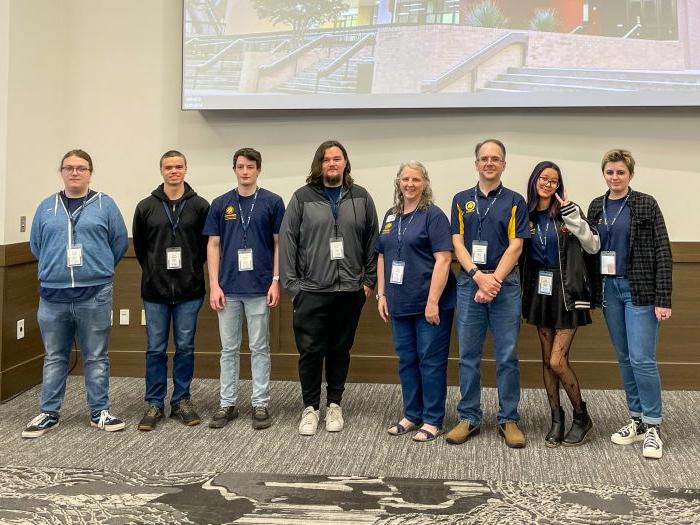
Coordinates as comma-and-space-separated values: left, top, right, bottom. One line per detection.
524, 268, 592, 329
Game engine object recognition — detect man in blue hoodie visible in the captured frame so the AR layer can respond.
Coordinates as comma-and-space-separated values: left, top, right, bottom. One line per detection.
132, 150, 210, 431
23, 149, 128, 438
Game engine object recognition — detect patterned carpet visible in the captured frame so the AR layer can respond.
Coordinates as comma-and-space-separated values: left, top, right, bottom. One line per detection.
0, 466, 698, 524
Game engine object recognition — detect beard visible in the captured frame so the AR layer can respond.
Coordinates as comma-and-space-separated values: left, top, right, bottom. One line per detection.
323, 172, 343, 186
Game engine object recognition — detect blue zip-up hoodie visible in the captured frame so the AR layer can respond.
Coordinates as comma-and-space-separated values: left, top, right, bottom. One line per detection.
30, 191, 128, 288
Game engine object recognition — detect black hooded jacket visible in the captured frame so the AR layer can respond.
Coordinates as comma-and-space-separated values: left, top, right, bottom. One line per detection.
133, 183, 210, 303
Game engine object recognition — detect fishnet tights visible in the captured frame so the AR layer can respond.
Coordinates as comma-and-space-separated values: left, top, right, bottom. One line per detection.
537, 327, 583, 412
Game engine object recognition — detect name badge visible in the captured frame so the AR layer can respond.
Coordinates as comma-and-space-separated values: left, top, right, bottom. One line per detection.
385, 214, 396, 223
330, 237, 344, 260
390, 260, 405, 285
471, 240, 488, 265
166, 247, 182, 270
601, 250, 616, 275
66, 245, 83, 267
238, 248, 254, 271
538, 270, 554, 296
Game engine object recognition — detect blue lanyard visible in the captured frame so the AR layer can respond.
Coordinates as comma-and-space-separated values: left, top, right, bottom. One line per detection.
60, 192, 89, 242
161, 199, 187, 236
236, 188, 259, 248
324, 187, 343, 223
396, 209, 417, 259
536, 217, 551, 249
474, 186, 502, 240
602, 194, 629, 250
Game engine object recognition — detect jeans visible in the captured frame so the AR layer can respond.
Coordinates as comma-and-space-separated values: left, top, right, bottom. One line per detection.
391, 310, 453, 427
143, 297, 204, 408
603, 277, 662, 425
292, 290, 366, 408
37, 284, 113, 416
217, 295, 271, 407
455, 270, 522, 426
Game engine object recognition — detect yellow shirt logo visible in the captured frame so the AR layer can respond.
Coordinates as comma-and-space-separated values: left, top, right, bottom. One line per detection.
382, 222, 394, 234
465, 200, 476, 213
529, 221, 536, 234
224, 205, 237, 221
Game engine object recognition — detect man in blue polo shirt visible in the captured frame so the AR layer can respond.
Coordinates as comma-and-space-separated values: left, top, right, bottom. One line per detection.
445, 139, 530, 448
204, 148, 285, 430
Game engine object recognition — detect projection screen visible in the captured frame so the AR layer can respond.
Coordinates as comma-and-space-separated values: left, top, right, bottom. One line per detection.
182, 0, 700, 110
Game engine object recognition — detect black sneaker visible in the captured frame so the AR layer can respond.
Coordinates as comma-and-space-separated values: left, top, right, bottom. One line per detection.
170, 399, 201, 426
90, 410, 126, 432
22, 413, 59, 439
252, 406, 271, 430
137, 405, 164, 432
209, 405, 239, 428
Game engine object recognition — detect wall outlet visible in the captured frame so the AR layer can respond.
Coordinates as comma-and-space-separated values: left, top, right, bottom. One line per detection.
20, 216, 26, 232
119, 309, 129, 325
17, 319, 25, 339
141, 309, 146, 326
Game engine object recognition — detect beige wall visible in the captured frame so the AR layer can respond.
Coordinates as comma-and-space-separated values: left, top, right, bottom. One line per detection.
0, 0, 9, 242
3, 0, 700, 245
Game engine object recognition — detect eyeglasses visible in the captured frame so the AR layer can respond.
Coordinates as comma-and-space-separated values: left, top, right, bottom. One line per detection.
478, 156, 503, 164
61, 166, 90, 175
537, 176, 560, 188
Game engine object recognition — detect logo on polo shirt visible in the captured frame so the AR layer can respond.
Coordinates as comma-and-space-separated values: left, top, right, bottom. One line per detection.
224, 206, 237, 221
529, 221, 536, 234
382, 222, 394, 234
465, 201, 476, 213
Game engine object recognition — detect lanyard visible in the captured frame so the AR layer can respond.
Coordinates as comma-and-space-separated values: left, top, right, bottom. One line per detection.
324, 187, 343, 223
236, 188, 259, 248
161, 199, 187, 236
474, 186, 503, 240
536, 217, 552, 249
396, 209, 417, 259
602, 194, 630, 250
60, 192, 89, 243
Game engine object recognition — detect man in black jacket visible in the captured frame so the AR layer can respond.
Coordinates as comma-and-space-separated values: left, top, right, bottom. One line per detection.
279, 140, 379, 436
132, 150, 210, 431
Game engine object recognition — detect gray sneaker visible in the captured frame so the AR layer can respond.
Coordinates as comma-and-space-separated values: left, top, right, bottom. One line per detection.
252, 406, 271, 430
138, 405, 164, 432
170, 399, 201, 426
209, 406, 239, 428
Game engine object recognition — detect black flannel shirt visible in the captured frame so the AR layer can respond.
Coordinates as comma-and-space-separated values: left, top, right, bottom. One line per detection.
587, 189, 672, 308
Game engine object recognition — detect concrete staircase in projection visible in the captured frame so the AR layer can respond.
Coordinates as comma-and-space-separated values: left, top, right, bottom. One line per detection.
275, 57, 370, 95
184, 59, 243, 91
481, 67, 700, 93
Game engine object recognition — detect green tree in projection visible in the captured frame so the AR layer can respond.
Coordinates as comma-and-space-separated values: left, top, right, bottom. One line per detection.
251, 0, 350, 34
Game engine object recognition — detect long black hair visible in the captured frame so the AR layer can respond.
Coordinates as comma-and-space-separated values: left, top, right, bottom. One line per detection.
526, 161, 565, 219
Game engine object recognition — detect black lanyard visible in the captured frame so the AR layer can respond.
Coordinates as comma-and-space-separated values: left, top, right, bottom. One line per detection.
602, 194, 630, 250
61, 192, 89, 243
396, 209, 417, 259
324, 187, 343, 224
474, 186, 503, 240
236, 188, 258, 248
161, 199, 187, 237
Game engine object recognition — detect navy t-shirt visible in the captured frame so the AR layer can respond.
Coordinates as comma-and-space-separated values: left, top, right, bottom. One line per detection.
599, 197, 631, 276
451, 184, 530, 271
528, 210, 559, 268
376, 205, 456, 317
203, 187, 285, 295
40, 190, 104, 303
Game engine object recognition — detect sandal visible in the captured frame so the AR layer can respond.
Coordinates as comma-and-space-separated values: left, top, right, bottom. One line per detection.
412, 427, 443, 443
387, 419, 420, 436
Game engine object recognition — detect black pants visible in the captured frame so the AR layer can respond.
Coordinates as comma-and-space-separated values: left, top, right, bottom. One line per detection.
292, 290, 366, 408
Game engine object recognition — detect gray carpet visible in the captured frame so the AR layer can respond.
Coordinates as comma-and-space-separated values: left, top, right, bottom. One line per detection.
0, 377, 698, 488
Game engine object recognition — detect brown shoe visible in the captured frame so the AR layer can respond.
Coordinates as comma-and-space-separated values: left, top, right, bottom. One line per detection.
499, 422, 526, 448
445, 421, 480, 445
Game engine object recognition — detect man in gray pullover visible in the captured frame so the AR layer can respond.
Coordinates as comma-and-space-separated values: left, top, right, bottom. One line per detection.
279, 140, 379, 436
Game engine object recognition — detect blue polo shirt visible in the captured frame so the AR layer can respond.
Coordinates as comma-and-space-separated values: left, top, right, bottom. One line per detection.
528, 210, 559, 268
451, 183, 530, 271
376, 205, 456, 317
203, 187, 285, 295
599, 197, 631, 276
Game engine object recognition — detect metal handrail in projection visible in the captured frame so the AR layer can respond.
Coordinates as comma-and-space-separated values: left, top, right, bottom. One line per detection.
315, 33, 376, 93
421, 32, 529, 93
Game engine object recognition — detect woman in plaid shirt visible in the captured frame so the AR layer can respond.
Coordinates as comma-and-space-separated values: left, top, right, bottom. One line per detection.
587, 149, 673, 460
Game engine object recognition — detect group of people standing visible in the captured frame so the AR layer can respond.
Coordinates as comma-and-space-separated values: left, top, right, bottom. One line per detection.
22, 139, 672, 460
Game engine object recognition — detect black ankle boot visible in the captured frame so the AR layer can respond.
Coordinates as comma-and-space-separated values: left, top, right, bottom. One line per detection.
562, 401, 592, 446
545, 407, 565, 448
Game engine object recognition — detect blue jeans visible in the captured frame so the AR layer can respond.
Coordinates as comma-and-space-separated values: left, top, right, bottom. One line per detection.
143, 297, 204, 408
603, 277, 662, 425
37, 284, 113, 416
217, 295, 271, 407
455, 270, 522, 426
391, 310, 453, 427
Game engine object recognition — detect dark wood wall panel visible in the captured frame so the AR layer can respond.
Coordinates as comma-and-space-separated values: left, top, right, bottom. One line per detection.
2, 241, 699, 402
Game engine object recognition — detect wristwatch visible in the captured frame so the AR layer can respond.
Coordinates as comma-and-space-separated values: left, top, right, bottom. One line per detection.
467, 267, 479, 278
272, 275, 280, 282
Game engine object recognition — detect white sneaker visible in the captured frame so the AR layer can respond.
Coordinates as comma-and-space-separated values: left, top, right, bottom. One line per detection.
325, 403, 344, 432
642, 426, 663, 459
611, 419, 646, 445
298, 406, 320, 436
